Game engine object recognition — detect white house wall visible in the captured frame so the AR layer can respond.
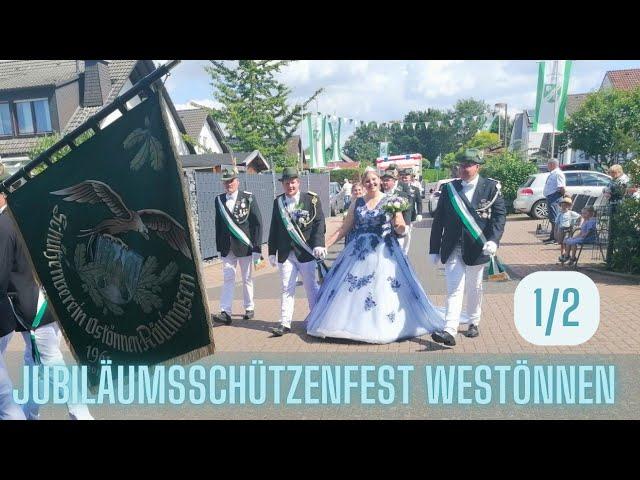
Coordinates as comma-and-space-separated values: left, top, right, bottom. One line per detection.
197, 123, 223, 154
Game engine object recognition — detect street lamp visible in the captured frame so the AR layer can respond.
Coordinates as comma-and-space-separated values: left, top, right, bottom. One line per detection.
494, 103, 508, 148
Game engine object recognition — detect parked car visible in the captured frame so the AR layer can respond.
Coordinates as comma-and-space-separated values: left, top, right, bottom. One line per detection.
513, 170, 612, 219
560, 162, 594, 171
329, 181, 346, 216
537, 162, 598, 173
427, 178, 456, 216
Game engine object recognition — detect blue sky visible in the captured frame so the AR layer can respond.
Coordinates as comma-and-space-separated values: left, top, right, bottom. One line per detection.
158, 60, 640, 146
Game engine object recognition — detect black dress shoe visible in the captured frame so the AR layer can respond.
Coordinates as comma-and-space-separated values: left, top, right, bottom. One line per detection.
243, 310, 255, 320
431, 331, 456, 346
271, 325, 291, 337
466, 324, 479, 338
542, 238, 556, 244
213, 311, 232, 325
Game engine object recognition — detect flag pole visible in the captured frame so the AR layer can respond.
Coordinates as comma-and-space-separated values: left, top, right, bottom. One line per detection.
1, 60, 182, 194
550, 60, 559, 162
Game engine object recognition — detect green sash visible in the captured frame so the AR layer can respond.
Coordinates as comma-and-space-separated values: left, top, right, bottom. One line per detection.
29, 290, 47, 364
277, 196, 329, 277
8, 289, 46, 364
446, 182, 487, 248
216, 196, 252, 248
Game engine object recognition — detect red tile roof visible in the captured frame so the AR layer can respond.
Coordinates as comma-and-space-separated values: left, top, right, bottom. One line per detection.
603, 68, 640, 91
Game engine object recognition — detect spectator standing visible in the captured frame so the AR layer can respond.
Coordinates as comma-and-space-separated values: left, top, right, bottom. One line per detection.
542, 159, 566, 244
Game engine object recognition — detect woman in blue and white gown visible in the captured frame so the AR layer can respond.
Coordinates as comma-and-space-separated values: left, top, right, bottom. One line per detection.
306, 169, 467, 344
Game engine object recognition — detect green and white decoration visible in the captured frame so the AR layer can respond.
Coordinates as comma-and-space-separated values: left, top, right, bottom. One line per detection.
533, 60, 573, 133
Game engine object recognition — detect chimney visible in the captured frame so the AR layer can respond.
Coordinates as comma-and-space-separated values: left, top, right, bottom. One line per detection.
83, 60, 111, 107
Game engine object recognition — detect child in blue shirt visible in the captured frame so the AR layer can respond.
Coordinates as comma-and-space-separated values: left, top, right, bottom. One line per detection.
563, 206, 597, 266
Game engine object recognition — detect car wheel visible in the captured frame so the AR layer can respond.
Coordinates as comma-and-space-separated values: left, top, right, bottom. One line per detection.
531, 199, 548, 219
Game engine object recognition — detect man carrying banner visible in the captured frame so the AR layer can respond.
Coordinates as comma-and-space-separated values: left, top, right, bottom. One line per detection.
0, 171, 92, 419
213, 167, 263, 325
0, 169, 26, 420
268, 167, 327, 337
428, 149, 506, 347
380, 164, 413, 254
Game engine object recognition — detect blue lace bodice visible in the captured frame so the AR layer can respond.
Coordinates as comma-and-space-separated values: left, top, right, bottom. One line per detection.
352, 196, 391, 237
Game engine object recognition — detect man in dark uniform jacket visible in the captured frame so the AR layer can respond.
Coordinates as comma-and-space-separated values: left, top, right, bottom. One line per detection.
213, 167, 263, 325
0, 171, 93, 419
429, 149, 506, 347
380, 164, 413, 254
268, 167, 326, 336
0, 171, 28, 419
400, 168, 423, 222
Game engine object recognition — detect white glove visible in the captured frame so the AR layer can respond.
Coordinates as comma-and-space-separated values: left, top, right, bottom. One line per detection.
252, 252, 262, 264
268, 255, 278, 267
416, 214, 423, 222
313, 247, 327, 260
482, 241, 498, 256
429, 254, 440, 265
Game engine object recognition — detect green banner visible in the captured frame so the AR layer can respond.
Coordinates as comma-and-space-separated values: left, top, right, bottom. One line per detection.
6, 91, 214, 385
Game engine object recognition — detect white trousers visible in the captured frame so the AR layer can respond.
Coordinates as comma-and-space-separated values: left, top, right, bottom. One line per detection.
220, 252, 254, 313
1, 323, 93, 420
444, 247, 485, 336
398, 225, 412, 255
0, 333, 25, 420
278, 252, 319, 328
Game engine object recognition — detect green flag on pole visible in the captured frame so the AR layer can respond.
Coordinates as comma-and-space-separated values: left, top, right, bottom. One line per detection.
533, 60, 573, 133
5, 88, 214, 386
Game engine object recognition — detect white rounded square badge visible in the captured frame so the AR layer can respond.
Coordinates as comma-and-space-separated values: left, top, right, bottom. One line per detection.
514, 271, 600, 346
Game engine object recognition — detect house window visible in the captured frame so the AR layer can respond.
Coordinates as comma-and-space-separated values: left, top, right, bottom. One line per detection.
15, 98, 52, 135
16, 101, 34, 134
0, 103, 12, 136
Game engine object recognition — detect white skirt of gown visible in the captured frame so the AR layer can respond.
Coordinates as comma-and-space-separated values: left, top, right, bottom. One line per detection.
306, 224, 470, 344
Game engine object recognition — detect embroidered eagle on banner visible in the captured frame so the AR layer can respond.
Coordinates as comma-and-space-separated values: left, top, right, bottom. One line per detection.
51, 180, 192, 259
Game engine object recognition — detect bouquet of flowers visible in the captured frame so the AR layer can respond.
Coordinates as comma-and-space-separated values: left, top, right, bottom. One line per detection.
291, 203, 311, 226
382, 195, 409, 214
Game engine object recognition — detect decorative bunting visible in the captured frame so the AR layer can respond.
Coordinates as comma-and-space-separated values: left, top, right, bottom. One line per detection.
307, 111, 506, 135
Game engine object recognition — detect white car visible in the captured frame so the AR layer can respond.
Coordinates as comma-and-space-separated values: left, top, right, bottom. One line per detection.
513, 170, 612, 219
427, 178, 456, 216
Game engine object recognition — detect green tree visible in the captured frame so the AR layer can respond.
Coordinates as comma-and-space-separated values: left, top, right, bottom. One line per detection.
342, 124, 388, 164
29, 131, 94, 175
343, 98, 490, 168
271, 153, 299, 172
204, 60, 323, 161
440, 131, 501, 172
564, 88, 640, 167
451, 98, 489, 145
481, 151, 538, 209
609, 198, 640, 274
465, 131, 501, 150
394, 109, 455, 165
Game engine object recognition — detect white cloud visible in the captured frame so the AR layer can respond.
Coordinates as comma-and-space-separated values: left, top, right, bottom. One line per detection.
174, 98, 223, 111
163, 60, 640, 148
